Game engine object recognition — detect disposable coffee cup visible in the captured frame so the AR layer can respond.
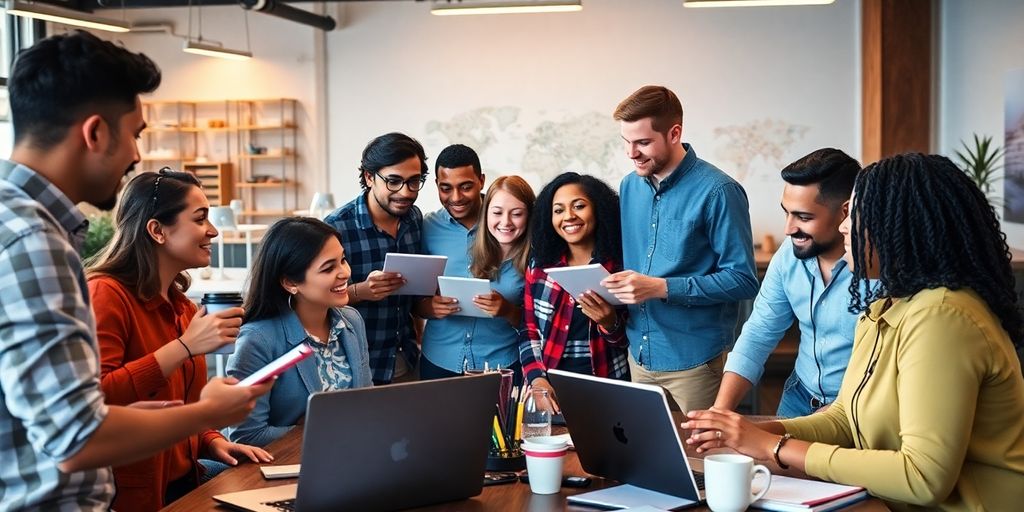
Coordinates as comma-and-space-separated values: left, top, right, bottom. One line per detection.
521, 436, 568, 495
200, 292, 243, 354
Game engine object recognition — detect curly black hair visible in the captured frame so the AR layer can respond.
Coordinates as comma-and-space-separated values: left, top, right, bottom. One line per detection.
848, 153, 1022, 347
531, 172, 622, 268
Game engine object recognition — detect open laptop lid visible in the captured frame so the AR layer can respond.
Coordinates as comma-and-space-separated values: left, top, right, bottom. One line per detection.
547, 369, 703, 501
294, 373, 500, 511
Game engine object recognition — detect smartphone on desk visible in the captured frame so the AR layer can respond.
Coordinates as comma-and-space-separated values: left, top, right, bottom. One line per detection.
238, 344, 313, 386
482, 472, 519, 486
519, 474, 591, 488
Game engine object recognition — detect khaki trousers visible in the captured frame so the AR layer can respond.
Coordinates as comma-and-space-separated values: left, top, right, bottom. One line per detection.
628, 351, 725, 412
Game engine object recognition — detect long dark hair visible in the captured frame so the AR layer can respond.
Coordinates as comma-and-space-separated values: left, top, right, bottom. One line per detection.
531, 172, 622, 268
848, 153, 1022, 347
244, 217, 345, 323
87, 168, 201, 300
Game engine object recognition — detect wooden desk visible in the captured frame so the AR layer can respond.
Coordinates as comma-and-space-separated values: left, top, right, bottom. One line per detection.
162, 427, 888, 511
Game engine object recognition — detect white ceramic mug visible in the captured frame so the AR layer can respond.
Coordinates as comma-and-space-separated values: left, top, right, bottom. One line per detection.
704, 453, 772, 512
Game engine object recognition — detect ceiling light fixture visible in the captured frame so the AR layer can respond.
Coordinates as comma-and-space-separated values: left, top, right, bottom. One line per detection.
183, 0, 252, 61
2, 0, 131, 32
683, 0, 834, 7
430, 0, 583, 16
182, 40, 252, 60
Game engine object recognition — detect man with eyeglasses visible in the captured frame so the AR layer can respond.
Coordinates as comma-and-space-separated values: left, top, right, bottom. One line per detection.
324, 132, 429, 384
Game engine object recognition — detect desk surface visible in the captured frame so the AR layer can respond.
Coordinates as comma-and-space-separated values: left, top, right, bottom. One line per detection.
162, 426, 888, 512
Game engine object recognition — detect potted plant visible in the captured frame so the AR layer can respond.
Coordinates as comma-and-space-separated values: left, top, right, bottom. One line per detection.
82, 212, 115, 262
954, 134, 1004, 206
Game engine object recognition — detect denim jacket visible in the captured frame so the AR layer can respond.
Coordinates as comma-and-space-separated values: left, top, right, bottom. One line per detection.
225, 307, 373, 447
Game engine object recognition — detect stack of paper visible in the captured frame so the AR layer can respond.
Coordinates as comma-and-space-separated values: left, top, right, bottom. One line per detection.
753, 475, 867, 512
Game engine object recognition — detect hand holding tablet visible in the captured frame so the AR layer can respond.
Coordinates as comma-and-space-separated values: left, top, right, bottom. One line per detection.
544, 264, 624, 306
382, 253, 448, 296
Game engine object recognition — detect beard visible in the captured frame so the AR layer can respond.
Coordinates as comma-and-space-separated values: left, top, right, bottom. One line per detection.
791, 232, 841, 260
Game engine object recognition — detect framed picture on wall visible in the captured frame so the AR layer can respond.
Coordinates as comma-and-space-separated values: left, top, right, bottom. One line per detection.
1004, 69, 1024, 223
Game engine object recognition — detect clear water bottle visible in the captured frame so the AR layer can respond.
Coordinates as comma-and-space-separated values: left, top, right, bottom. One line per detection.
522, 388, 553, 439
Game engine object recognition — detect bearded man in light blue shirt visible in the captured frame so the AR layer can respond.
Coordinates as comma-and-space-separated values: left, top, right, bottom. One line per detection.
714, 148, 861, 418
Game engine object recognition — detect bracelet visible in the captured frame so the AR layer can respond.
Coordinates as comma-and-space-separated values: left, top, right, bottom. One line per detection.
351, 282, 360, 300
773, 433, 792, 470
176, 337, 193, 360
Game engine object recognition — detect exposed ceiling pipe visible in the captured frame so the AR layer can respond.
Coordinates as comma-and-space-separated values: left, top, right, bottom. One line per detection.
238, 0, 336, 31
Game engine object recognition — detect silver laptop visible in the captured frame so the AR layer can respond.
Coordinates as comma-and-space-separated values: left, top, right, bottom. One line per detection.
547, 369, 706, 504
214, 373, 500, 512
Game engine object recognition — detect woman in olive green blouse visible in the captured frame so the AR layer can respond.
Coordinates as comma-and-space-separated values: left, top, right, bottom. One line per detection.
683, 153, 1024, 511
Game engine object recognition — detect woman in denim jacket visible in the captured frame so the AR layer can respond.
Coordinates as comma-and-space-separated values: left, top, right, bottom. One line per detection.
226, 218, 373, 447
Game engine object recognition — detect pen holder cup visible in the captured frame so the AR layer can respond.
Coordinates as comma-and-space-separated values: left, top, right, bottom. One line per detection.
486, 449, 526, 472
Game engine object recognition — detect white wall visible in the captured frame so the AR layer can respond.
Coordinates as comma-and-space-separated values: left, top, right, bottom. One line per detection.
85, 4, 323, 212
327, 0, 861, 241
939, 0, 1024, 246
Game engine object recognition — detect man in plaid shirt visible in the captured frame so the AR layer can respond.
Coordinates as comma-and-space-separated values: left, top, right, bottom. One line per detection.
324, 133, 428, 384
0, 31, 270, 510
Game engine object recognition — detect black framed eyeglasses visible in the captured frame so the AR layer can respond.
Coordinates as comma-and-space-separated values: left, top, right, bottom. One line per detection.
373, 171, 426, 192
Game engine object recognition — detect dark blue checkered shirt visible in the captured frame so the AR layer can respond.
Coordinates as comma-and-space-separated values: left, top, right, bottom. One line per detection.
324, 193, 422, 384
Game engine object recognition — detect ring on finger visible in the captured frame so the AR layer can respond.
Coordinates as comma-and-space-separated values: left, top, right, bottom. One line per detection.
715, 430, 722, 440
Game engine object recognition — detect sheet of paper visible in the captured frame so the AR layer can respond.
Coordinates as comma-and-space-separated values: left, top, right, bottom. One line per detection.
752, 474, 867, 511
437, 276, 493, 318
382, 253, 447, 296
543, 263, 623, 306
567, 484, 697, 510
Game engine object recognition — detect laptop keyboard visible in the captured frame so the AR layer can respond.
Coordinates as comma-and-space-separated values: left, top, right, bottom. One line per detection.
693, 471, 706, 491
262, 499, 296, 511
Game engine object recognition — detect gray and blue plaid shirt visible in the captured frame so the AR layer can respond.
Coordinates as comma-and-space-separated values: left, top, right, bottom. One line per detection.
0, 161, 113, 510
324, 193, 423, 384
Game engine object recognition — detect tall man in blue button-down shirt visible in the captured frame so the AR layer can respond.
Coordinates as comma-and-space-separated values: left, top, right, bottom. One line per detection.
603, 85, 758, 411
714, 149, 861, 418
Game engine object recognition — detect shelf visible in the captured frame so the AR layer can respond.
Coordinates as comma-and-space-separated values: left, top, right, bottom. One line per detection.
238, 124, 297, 131
141, 156, 185, 162
237, 153, 296, 160
143, 125, 294, 133
240, 209, 294, 217
235, 181, 293, 188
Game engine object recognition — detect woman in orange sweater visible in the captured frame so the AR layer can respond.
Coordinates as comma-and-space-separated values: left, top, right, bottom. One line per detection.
88, 169, 271, 511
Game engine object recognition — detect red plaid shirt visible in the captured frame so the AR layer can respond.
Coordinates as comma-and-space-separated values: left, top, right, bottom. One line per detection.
519, 256, 630, 384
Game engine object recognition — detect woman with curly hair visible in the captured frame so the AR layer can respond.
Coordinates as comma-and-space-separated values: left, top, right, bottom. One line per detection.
683, 154, 1024, 510
520, 172, 630, 407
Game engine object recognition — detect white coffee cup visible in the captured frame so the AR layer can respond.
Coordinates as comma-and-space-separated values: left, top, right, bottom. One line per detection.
521, 436, 568, 495
704, 453, 772, 512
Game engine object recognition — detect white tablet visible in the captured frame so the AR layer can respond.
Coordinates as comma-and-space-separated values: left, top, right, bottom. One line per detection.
260, 464, 301, 480
382, 253, 448, 296
437, 276, 493, 318
543, 264, 623, 306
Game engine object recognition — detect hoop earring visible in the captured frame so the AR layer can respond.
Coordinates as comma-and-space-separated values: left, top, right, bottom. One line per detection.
288, 293, 295, 310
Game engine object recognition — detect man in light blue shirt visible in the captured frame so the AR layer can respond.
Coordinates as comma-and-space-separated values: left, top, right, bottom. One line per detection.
416, 144, 524, 379
714, 148, 861, 418
603, 86, 758, 411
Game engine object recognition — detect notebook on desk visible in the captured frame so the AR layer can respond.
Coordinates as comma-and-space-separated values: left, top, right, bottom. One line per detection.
213, 373, 500, 512
547, 369, 705, 508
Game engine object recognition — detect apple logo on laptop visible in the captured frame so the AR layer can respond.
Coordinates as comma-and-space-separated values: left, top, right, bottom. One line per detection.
390, 438, 410, 462
613, 422, 629, 444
